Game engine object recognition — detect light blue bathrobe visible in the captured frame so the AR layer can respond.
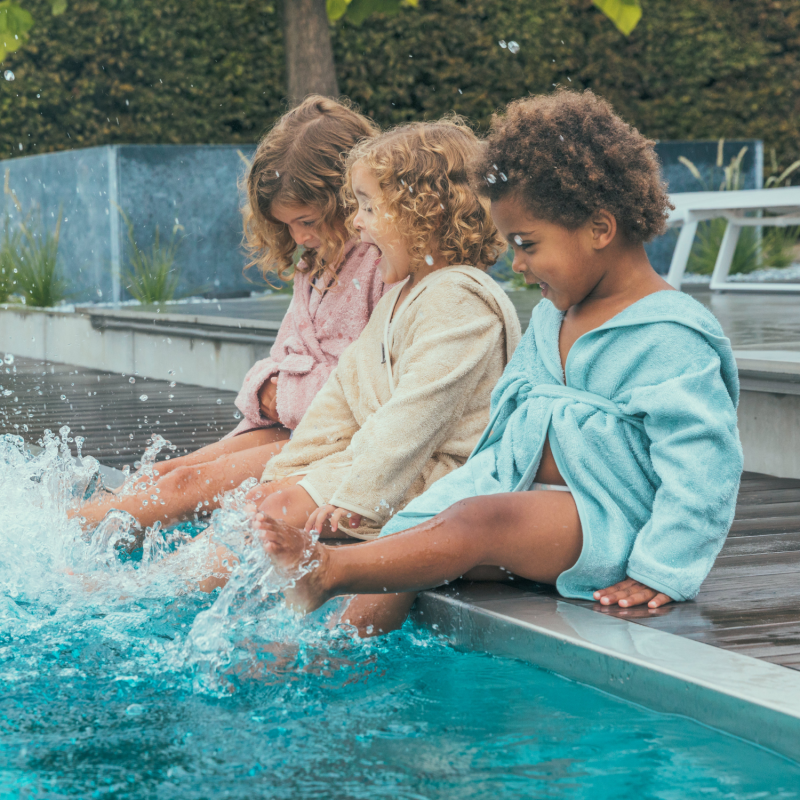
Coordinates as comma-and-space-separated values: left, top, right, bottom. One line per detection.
381, 290, 743, 602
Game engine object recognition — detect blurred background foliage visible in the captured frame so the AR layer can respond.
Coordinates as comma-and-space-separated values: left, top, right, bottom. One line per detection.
1, 0, 799, 181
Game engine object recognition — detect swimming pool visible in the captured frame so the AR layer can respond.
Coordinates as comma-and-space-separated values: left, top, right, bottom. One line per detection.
2, 432, 799, 799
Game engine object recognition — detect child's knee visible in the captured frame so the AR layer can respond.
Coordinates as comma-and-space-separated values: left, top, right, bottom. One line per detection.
258, 484, 311, 525
159, 464, 204, 495
443, 495, 509, 533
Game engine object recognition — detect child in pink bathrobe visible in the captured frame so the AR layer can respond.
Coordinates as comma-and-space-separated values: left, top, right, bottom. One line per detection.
76, 96, 388, 536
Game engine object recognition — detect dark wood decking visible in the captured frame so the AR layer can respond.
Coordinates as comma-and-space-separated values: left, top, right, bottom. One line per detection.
0, 356, 237, 468
2, 356, 800, 671
546, 471, 800, 672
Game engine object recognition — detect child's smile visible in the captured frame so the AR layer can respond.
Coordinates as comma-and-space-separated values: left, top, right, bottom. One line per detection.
491, 196, 605, 312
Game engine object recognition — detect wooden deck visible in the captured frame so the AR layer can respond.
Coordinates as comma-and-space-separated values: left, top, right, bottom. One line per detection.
0, 356, 237, 468
2, 355, 800, 672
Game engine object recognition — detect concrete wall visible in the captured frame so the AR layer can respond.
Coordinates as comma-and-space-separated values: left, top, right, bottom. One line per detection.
738, 390, 800, 479
0, 306, 269, 391
1, 144, 257, 303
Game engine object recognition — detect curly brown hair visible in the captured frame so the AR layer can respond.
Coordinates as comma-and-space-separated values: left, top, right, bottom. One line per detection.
243, 95, 378, 285
475, 90, 672, 243
342, 118, 505, 273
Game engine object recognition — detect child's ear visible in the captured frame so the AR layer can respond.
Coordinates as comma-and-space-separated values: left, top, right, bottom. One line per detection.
589, 210, 617, 250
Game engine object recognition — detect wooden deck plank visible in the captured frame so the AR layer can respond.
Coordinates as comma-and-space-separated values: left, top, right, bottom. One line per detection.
0, 357, 238, 468
720, 532, 800, 557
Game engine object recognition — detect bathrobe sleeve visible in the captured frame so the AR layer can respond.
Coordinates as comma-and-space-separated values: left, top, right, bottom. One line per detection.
229, 302, 296, 433
260, 366, 361, 483
624, 331, 742, 601
328, 289, 505, 525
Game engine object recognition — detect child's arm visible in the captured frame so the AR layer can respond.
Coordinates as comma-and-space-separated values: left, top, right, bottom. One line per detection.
261, 367, 360, 482
327, 289, 506, 527
232, 297, 299, 430
615, 336, 742, 604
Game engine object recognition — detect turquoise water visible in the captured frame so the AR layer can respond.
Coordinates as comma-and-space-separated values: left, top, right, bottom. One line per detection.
2, 432, 800, 799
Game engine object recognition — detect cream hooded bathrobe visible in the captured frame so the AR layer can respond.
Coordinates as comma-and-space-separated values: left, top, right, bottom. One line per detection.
260, 266, 522, 539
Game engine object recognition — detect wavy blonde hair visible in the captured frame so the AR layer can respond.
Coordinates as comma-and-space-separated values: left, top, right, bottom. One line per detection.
342, 118, 505, 273
243, 96, 378, 285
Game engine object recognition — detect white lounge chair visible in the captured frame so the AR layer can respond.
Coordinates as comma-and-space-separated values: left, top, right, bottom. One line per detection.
665, 187, 800, 292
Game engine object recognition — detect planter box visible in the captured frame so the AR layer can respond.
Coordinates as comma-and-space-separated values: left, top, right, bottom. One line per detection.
1, 144, 257, 303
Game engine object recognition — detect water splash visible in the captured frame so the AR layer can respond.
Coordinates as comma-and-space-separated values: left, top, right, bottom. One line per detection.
0, 429, 342, 696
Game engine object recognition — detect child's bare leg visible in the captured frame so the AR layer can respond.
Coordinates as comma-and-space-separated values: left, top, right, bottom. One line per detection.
187, 478, 322, 592
78, 437, 290, 532
338, 593, 418, 637
152, 427, 290, 478
254, 491, 583, 615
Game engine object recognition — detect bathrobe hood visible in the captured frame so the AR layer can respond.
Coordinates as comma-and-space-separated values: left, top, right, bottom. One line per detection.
382, 290, 743, 603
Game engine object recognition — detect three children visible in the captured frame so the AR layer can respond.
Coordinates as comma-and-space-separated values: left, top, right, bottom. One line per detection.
250, 90, 743, 633
80, 89, 743, 637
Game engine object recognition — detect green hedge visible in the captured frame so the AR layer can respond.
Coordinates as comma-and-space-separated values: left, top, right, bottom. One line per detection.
2, 0, 799, 176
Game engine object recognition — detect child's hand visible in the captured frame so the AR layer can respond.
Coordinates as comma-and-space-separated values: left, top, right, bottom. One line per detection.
258, 377, 280, 422
593, 578, 672, 609
304, 504, 362, 535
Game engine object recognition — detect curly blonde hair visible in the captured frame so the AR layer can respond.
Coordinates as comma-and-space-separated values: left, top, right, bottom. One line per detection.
243, 96, 378, 285
342, 118, 505, 273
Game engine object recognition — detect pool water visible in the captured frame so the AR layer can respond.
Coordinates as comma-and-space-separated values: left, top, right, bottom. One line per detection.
2, 432, 800, 799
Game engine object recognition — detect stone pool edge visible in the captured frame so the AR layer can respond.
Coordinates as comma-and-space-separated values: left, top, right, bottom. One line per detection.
412, 583, 800, 763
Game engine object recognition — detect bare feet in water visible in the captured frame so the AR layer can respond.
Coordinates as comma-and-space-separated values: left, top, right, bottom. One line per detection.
251, 512, 332, 613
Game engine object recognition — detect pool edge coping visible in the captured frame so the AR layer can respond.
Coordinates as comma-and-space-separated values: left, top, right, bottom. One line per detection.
412, 585, 800, 763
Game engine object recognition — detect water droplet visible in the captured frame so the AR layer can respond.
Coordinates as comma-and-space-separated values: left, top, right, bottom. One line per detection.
500, 172, 507, 181
3, 70, 14, 81
352, 278, 361, 290
167, 408, 173, 414
139, 394, 148, 401
508, 41, 520, 54
168, 369, 176, 375
233, 411, 242, 420
514, 235, 523, 246
128, 433, 134, 440
3, 354, 13, 365
60, 394, 66, 400
128, 377, 135, 384
498, 39, 507, 48
169, 381, 176, 388
424, 255, 434, 266
559, 135, 564, 141
486, 174, 497, 184
125, 703, 145, 716
216, 399, 222, 405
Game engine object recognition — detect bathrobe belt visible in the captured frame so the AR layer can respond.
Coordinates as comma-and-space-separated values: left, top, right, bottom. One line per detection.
471, 379, 646, 471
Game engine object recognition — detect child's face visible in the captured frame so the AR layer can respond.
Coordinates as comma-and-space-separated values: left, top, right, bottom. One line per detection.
351, 163, 412, 285
491, 195, 603, 312
271, 200, 324, 250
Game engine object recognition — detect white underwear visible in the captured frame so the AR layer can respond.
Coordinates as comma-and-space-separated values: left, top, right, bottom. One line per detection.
530, 481, 572, 493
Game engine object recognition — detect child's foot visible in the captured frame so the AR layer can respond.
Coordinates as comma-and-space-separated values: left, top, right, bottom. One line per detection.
251, 513, 331, 613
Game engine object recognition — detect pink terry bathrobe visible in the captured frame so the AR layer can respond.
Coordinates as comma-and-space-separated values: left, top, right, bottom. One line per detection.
229, 241, 386, 435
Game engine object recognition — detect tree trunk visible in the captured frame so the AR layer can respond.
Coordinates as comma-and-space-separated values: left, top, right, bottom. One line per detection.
283, 0, 340, 106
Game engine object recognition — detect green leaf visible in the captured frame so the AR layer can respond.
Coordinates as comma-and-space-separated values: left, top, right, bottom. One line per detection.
50, 0, 67, 16
592, 0, 642, 36
0, 1, 34, 61
342, 0, 405, 25
326, 0, 351, 22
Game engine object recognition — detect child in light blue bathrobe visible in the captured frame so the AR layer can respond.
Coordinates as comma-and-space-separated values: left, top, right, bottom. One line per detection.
253, 89, 744, 637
